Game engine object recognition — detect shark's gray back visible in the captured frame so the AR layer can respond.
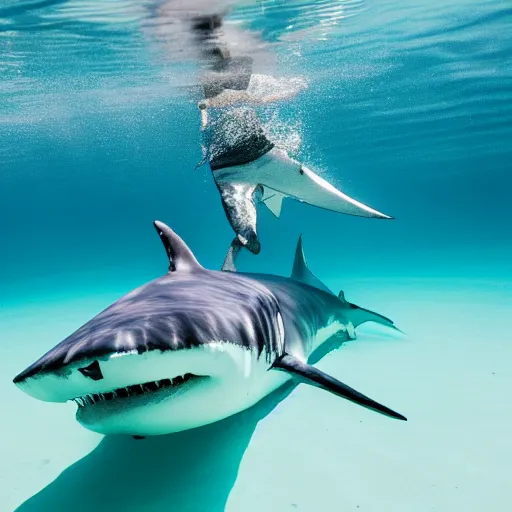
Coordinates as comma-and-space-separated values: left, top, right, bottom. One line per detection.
15, 270, 285, 382
240, 272, 344, 357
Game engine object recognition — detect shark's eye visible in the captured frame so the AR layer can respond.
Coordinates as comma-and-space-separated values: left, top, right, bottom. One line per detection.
78, 360, 104, 381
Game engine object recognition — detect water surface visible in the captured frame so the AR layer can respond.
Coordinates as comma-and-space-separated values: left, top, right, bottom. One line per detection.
1, 0, 511, 510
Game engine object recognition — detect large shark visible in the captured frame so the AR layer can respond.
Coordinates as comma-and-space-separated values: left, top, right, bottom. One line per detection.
13, 221, 406, 437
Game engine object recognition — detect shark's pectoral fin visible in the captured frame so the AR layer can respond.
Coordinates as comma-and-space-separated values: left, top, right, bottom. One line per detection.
272, 354, 406, 421
257, 149, 393, 219
297, 164, 394, 219
261, 187, 286, 218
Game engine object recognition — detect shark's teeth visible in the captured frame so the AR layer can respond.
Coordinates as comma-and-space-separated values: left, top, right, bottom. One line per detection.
71, 373, 197, 408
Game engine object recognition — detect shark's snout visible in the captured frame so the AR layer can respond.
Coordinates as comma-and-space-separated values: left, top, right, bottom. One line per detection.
15, 340, 281, 436
14, 342, 212, 404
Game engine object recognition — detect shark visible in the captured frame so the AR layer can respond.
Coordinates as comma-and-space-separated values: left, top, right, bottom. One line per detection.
188, 12, 393, 264
13, 220, 406, 438
212, 146, 393, 266
144, 7, 392, 264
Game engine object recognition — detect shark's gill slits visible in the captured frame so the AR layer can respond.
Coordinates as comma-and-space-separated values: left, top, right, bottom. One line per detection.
71, 373, 200, 407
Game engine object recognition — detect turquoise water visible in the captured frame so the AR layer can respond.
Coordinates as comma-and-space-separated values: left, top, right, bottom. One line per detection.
1, 0, 512, 510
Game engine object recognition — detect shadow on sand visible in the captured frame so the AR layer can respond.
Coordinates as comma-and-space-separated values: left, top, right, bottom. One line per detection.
16, 383, 296, 512
16, 337, 347, 512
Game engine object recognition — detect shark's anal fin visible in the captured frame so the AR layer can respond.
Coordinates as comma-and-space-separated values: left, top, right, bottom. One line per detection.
291, 235, 334, 295
261, 188, 285, 218
272, 354, 407, 421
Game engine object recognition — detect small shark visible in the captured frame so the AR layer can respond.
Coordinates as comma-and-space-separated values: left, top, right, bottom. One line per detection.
13, 221, 406, 437
213, 146, 393, 262
186, 11, 393, 262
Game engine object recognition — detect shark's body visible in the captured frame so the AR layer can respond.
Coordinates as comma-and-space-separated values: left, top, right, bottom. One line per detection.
213, 145, 392, 261
14, 221, 406, 437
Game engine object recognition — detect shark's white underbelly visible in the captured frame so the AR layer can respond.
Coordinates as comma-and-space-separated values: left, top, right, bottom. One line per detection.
75, 318, 345, 437
310, 320, 346, 354
19, 319, 347, 437
67, 342, 292, 436
287, 318, 346, 363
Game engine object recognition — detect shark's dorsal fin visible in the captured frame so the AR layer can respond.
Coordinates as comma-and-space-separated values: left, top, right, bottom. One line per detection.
291, 235, 334, 295
153, 220, 202, 273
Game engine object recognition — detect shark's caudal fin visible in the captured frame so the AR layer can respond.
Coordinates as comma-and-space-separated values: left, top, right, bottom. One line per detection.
290, 235, 334, 295
221, 238, 243, 272
153, 221, 203, 273
289, 236, 400, 332
222, 245, 237, 272
272, 354, 406, 421
338, 291, 401, 332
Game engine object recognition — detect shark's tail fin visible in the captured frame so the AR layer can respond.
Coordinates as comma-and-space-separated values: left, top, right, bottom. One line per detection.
290, 236, 401, 333
338, 290, 401, 332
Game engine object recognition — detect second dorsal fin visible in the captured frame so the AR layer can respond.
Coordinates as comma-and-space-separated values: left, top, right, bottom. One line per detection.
153, 220, 203, 273
290, 235, 334, 295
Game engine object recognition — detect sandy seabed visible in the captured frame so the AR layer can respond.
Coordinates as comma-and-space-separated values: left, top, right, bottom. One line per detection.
1, 275, 510, 512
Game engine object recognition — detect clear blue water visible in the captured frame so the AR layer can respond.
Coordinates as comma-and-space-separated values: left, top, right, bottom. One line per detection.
1, 1, 511, 510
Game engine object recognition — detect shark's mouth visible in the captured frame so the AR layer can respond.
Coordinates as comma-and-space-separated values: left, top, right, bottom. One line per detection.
72, 373, 203, 408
